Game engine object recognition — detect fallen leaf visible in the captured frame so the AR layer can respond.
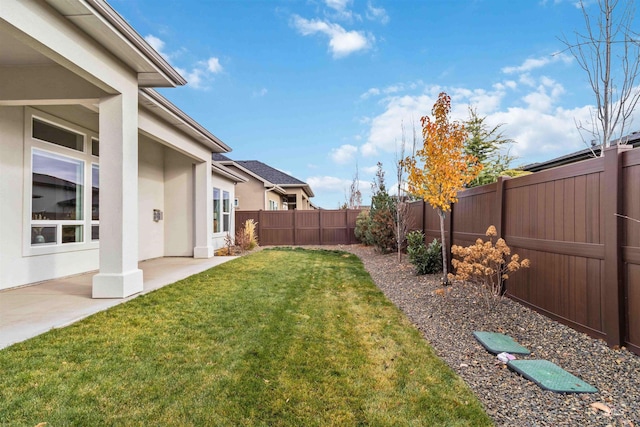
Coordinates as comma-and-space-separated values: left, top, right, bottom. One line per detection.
590, 402, 612, 414
34, 423, 48, 427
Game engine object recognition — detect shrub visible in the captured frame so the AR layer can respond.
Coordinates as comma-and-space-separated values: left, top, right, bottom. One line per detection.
354, 210, 374, 246
369, 207, 396, 253
407, 231, 442, 275
236, 219, 259, 251
448, 225, 530, 310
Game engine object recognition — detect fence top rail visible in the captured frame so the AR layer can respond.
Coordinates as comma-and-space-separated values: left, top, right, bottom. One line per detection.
504, 157, 604, 189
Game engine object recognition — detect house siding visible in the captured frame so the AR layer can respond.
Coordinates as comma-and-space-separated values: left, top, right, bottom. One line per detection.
138, 136, 166, 261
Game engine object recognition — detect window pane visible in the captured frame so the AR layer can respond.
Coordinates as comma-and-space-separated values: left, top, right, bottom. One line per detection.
92, 225, 99, 241
92, 138, 99, 156
92, 164, 99, 220
33, 118, 83, 151
213, 188, 221, 233
223, 191, 230, 213
31, 226, 56, 245
32, 150, 84, 221
62, 225, 83, 244
223, 214, 229, 232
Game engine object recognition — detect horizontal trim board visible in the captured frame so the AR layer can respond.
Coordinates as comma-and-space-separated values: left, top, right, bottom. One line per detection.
622, 246, 640, 264
506, 236, 604, 259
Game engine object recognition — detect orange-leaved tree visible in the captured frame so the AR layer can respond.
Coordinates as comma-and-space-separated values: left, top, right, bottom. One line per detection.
401, 92, 482, 284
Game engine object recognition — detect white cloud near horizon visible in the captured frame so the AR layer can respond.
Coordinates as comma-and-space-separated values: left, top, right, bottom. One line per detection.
307, 175, 352, 192
356, 73, 605, 167
291, 15, 373, 58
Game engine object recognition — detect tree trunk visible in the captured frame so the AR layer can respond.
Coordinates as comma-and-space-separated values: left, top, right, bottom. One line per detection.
438, 209, 449, 284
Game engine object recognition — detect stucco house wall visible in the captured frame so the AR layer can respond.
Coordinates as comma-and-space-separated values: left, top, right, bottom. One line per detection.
0, 0, 231, 297
0, 106, 100, 289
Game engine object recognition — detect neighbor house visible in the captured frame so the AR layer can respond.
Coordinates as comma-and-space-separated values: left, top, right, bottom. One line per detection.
0, 0, 235, 298
213, 154, 316, 210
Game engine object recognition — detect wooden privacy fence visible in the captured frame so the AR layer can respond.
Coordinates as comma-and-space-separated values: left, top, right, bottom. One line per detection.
235, 209, 361, 246
407, 144, 640, 355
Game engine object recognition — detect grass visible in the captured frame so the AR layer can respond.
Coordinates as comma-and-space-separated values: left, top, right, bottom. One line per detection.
0, 248, 492, 426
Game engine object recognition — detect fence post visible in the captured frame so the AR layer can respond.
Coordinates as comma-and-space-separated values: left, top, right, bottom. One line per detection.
345, 209, 350, 244
319, 209, 323, 245
292, 210, 297, 245
603, 144, 631, 347
495, 176, 510, 238
258, 210, 263, 244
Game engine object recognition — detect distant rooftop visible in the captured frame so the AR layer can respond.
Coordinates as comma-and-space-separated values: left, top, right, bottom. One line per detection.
521, 132, 640, 172
235, 160, 307, 186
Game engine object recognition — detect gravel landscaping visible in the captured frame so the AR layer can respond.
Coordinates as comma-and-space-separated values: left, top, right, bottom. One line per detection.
324, 244, 639, 427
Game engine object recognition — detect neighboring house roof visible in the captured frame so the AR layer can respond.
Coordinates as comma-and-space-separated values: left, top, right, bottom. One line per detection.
521, 132, 640, 172
45, 0, 186, 87
213, 156, 315, 197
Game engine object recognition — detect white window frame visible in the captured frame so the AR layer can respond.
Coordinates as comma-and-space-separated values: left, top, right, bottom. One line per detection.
213, 187, 222, 234
23, 108, 99, 256
222, 190, 230, 232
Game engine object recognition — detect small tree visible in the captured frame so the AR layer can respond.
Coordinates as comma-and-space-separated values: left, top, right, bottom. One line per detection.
402, 92, 481, 284
465, 107, 515, 187
367, 162, 396, 253
394, 122, 411, 261
345, 163, 362, 209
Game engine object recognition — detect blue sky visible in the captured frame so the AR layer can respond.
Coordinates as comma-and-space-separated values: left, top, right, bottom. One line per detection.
111, 0, 639, 208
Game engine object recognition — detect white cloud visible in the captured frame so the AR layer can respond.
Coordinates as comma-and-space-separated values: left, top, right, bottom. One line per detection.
366, 2, 389, 24
360, 87, 381, 99
291, 15, 373, 58
355, 75, 602, 168
253, 88, 268, 97
325, 0, 351, 12
331, 144, 358, 164
145, 35, 169, 59
307, 175, 352, 191
362, 165, 379, 174
502, 53, 573, 74
360, 81, 424, 100
207, 57, 223, 73
144, 35, 224, 89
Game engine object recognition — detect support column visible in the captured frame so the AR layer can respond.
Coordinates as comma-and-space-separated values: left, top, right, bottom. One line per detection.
93, 92, 143, 298
193, 159, 214, 258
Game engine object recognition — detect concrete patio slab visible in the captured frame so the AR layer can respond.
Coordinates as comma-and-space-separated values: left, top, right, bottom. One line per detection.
0, 256, 237, 350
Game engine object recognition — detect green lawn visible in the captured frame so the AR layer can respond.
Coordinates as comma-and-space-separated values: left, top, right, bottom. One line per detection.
0, 248, 491, 426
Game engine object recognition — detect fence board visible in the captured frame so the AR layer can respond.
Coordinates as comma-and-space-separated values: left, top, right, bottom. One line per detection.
235, 209, 360, 247
405, 146, 640, 355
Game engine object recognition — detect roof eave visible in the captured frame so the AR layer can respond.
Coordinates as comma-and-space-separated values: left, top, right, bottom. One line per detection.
47, 0, 186, 88
140, 88, 231, 153
212, 162, 248, 183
